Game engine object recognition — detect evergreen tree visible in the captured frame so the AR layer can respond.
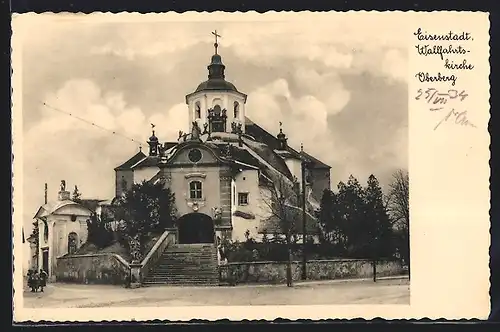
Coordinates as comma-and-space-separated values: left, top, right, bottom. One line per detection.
72, 185, 82, 203
318, 189, 334, 243
86, 212, 114, 249
364, 174, 393, 260
318, 188, 348, 255
337, 175, 368, 257
111, 180, 177, 258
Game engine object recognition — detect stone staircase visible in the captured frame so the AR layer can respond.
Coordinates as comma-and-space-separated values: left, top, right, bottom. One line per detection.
142, 243, 219, 286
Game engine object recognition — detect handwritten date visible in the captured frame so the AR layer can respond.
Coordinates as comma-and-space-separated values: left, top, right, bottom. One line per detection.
415, 88, 468, 111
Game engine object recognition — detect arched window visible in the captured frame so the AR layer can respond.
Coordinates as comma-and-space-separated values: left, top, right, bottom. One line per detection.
233, 101, 240, 118
212, 98, 222, 108
189, 181, 203, 199
195, 102, 201, 119
68, 232, 78, 254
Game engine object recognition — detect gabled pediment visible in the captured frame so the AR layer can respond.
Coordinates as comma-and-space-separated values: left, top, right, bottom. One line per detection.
164, 142, 223, 167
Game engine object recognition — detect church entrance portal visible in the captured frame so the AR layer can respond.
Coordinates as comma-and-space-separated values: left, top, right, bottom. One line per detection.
177, 213, 215, 244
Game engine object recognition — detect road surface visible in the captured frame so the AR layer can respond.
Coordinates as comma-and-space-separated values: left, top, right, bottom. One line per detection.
23, 277, 410, 308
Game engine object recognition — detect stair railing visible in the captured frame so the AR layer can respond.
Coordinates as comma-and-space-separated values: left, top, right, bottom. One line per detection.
140, 229, 176, 282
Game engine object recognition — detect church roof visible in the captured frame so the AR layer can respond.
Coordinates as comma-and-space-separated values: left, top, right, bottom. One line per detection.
130, 155, 160, 169
244, 117, 331, 169
115, 150, 147, 171
240, 137, 294, 179
33, 200, 92, 219
195, 79, 239, 94
186, 52, 247, 102
209, 143, 261, 169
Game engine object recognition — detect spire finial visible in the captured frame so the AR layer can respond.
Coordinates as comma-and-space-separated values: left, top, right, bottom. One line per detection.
212, 30, 221, 55
139, 146, 142, 152
300, 143, 304, 152
151, 123, 156, 136
279, 121, 283, 133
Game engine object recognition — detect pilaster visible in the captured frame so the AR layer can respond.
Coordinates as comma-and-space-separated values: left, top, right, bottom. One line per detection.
219, 168, 232, 228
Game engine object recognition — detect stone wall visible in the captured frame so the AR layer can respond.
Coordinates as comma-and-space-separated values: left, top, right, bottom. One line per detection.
56, 253, 130, 285
219, 259, 405, 285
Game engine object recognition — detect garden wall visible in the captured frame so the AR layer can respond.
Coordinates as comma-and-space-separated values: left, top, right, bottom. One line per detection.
218, 259, 405, 285
56, 253, 130, 285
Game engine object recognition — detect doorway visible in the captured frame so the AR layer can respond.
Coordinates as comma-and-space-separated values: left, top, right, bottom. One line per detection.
177, 213, 215, 244
42, 249, 49, 274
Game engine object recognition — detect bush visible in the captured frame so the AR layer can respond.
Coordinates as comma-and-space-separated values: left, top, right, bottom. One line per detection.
223, 237, 360, 263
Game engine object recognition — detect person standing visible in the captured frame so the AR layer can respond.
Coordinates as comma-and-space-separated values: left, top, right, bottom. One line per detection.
27, 269, 36, 292
39, 269, 48, 292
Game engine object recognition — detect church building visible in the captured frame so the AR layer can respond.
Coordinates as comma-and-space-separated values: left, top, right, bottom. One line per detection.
114, 37, 331, 244
31, 181, 92, 281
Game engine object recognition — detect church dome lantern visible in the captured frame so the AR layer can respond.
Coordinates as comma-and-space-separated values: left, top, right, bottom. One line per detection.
147, 124, 160, 156
193, 32, 239, 94
185, 30, 248, 136
276, 122, 288, 150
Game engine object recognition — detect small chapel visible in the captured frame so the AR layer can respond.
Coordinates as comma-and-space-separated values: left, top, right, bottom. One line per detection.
30, 32, 332, 282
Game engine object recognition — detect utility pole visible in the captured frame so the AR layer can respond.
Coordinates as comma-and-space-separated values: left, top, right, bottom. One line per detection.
300, 144, 307, 280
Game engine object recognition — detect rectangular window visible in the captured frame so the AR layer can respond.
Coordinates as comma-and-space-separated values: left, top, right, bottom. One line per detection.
189, 181, 203, 199
238, 192, 249, 206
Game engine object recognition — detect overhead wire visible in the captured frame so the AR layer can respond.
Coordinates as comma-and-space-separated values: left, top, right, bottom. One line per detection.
39, 101, 144, 148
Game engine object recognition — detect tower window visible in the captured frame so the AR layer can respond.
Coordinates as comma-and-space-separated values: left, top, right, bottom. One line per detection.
189, 181, 203, 199
238, 192, 249, 206
195, 102, 201, 119
233, 101, 240, 118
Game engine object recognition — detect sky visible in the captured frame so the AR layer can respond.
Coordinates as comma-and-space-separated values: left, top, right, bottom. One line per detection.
18, 14, 408, 234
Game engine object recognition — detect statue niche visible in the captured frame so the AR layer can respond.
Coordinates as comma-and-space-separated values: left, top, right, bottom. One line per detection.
208, 105, 227, 133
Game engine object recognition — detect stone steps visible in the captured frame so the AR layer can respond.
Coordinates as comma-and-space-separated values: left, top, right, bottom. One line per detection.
143, 244, 219, 286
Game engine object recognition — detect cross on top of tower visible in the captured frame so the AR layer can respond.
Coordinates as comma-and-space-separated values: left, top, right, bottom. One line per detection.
212, 30, 221, 54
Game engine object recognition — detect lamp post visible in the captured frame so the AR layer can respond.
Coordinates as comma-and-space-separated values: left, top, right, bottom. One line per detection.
300, 145, 307, 281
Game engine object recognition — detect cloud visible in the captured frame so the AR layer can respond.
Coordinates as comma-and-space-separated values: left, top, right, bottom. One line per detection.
219, 18, 408, 82
22, 79, 190, 231
292, 68, 351, 115
89, 25, 205, 61
19, 16, 409, 236
246, 79, 340, 167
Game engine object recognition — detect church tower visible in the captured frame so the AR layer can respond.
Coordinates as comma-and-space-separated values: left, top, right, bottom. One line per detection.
147, 124, 159, 156
185, 31, 247, 136
276, 122, 288, 151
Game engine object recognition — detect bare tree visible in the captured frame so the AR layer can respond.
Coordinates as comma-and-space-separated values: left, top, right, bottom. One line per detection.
387, 169, 410, 230
259, 173, 299, 287
387, 169, 410, 277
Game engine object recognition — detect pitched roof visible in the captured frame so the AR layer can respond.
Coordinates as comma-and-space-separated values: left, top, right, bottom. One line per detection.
240, 137, 294, 179
78, 199, 107, 212
114, 150, 147, 171
211, 143, 261, 169
34, 200, 92, 219
258, 204, 320, 235
300, 151, 331, 169
244, 117, 331, 169
131, 155, 160, 169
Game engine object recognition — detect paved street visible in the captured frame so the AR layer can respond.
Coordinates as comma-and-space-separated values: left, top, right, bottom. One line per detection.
23, 277, 409, 308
